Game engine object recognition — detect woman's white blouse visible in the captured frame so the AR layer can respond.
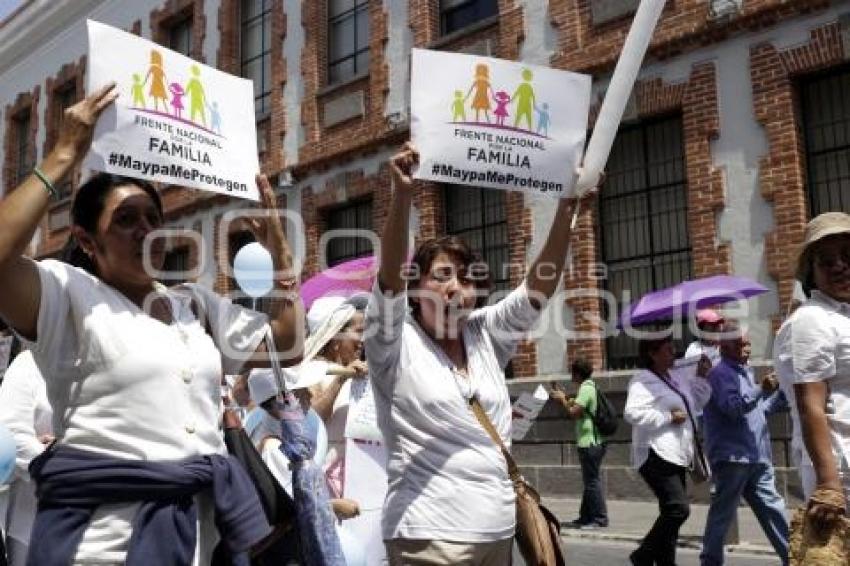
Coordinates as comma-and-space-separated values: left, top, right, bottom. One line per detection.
624, 368, 712, 469
785, 291, 850, 470
20, 259, 268, 564
0, 350, 52, 544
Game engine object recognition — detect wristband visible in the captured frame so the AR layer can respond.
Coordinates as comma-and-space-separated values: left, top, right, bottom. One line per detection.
33, 167, 59, 200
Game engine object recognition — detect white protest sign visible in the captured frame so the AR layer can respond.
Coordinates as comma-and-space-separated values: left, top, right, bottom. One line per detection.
84, 20, 260, 200
511, 384, 549, 441
345, 377, 383, 443
411, 48, 591, 198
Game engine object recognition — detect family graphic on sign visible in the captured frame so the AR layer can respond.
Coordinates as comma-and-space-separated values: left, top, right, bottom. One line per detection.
451, 63, 552, 137
130, 49, 223, 136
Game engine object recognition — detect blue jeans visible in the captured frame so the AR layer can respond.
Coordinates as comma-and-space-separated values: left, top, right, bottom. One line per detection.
700, 462, 789, 566
577, 443, 608, 525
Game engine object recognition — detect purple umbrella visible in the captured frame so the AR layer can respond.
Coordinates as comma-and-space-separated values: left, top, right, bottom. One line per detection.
620, 275, 769, 328
300, 256, 377, 311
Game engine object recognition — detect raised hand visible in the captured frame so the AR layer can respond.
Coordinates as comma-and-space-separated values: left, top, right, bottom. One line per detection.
54, 82, 119, 165
390, 142, 419, 190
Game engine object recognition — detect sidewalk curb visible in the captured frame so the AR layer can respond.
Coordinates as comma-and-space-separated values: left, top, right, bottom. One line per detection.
560, 529, 776, 557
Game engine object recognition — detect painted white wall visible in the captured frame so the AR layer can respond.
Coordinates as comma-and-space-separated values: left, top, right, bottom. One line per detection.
384, 0, 413, 123
282, 0, 304, 166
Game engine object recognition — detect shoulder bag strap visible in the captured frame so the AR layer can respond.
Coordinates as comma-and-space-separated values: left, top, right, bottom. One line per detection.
469, 396, 522, 483
652, 371, 708, 466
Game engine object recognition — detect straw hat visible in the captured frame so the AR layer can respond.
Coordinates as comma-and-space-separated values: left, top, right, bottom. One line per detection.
795, 212, 850, 284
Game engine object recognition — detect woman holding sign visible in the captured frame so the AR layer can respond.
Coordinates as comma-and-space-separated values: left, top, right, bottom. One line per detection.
365, 142, 597, 565
0, 84, 304, 565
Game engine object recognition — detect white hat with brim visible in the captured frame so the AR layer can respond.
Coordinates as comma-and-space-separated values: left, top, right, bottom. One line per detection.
795, 212, 850, 283
247, 368, 279, 405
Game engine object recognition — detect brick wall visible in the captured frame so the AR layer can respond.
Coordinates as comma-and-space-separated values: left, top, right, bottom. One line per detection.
565, 61, 730, 368
150, 0, 207, 63
752, 21, 848, 326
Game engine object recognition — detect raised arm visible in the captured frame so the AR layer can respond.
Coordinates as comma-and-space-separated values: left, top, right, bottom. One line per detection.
247, 175, 304, 365
525, 176, 599, 304
0, 84, 118, 339
378, 143, 418, 294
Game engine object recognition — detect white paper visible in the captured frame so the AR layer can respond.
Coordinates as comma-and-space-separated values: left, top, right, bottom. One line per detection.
576, 0, 667, 194
343, 438, 388, 565
510, 384, 549, 440
411, 48, 590, 198
344, 377, 383, 443
84, 20, 260, 200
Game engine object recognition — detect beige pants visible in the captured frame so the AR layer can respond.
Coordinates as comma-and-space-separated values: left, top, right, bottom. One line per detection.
385, 537, 513, 566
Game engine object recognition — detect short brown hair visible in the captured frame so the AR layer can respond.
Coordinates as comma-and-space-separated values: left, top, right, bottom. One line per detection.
407, 235, 492, 315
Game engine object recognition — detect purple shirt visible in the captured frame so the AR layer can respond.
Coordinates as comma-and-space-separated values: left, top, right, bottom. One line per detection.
702, 357, 787, 465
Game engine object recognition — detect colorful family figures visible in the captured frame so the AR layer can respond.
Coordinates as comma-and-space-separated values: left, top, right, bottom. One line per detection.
453, 63, 551, 136
129, 53, 216, 132
145, 50, 169, 112
493, 91, 510, 126
465, 63, 494, 123
535, 103, 551, 136
185, 65, 207, 126
169, 83, 185, 119
208, 101, 222, 134
131, 74, 146, 108
512, 68, 536, 130
451, 90, 466, 122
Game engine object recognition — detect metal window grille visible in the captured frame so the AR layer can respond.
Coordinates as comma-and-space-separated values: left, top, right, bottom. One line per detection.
241, 0, 273, 117
598, 115, 693, 369
13, 112, 31, 187
328, 0, 370, 84
169, 18, 192, 56
440, 0, 498, 36
443, 184, 510, 292
162, 247, 189, 287
800, 66, 850, 216
325, 199, 374, 266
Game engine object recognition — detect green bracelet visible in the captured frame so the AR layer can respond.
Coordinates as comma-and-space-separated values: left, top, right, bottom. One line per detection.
33, 167, 58, 200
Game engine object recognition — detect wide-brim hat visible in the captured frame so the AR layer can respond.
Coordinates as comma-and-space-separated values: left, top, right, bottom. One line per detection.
795, 212, 850, 283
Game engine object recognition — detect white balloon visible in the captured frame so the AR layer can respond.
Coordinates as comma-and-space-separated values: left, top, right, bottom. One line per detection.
336, 523, 367, 566
233, 242, 274, 298
0, 423, 16, 484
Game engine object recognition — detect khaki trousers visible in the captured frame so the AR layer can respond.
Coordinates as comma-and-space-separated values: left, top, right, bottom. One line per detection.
385, 537, 513, 566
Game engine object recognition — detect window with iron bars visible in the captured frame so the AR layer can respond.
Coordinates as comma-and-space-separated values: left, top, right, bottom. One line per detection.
170, 17, 192, 57
52, 84, 78, 199
800, 65, 850, 216
443, 184, 510, 293
325, 199, 374, 267
328, 0, 370, 85
440, 0, 498, 36
597, 115, 694, 369
241, 0, 272, 117
161, 246, 190, 287
13, 111, 32, 188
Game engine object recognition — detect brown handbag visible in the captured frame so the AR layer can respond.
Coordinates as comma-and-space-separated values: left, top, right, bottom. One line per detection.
470, 397, 566, 566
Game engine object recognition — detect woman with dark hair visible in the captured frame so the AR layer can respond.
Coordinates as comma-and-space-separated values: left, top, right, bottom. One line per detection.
779, 212, 850, 534
0, 84, 303, 564
624, 336, 711, 566
365, 142, 598, 565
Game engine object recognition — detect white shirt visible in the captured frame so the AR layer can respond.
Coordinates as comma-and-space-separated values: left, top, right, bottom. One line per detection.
774, 320, 813, 469
784, 290, 850, 471
0, 350, 52, 544
624, 368, 712, 469
20, 260, 268, 564
684, 341, 720, 366
364, 282, 542, 543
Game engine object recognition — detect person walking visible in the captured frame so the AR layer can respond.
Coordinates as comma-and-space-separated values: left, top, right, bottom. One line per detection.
0, 84, 303, 564
365, 142, 599, 565
625, 336, 712, 566
550, 358, 608, 529
700, 321, 789, 566
782, 212, 850, 535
